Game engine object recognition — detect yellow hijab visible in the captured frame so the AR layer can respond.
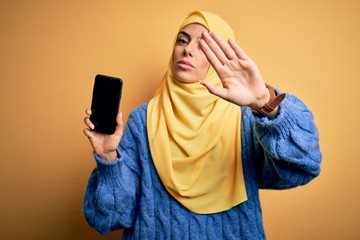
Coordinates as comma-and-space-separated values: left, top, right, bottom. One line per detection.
147, 11, 247, 214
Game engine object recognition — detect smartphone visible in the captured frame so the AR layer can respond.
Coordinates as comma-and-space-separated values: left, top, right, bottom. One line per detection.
90, 74, 123, 134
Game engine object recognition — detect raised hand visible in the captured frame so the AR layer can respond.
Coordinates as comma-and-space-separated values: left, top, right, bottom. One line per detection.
199, 31, 270, 110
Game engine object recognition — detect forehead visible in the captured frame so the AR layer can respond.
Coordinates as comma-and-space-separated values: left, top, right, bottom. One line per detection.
178, 23, 208, 37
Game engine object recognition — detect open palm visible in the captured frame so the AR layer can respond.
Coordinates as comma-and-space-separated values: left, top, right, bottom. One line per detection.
199, 31, 269, 109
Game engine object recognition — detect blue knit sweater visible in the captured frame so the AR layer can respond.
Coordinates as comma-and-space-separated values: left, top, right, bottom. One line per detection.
84, 93, 322, 239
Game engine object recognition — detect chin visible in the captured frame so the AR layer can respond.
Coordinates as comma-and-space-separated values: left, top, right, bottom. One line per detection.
173, 73, 198, 84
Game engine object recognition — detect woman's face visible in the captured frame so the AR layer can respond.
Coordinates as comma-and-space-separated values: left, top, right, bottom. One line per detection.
172, 23, 210, 83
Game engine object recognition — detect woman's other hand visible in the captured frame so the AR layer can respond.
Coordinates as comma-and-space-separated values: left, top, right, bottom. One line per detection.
83, 109, 124, 162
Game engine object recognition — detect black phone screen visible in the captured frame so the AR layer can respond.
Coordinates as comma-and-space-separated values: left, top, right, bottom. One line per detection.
90, 74, 123, 134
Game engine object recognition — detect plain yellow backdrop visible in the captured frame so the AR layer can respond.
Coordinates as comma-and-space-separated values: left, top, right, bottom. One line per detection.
1, 0, 359, 239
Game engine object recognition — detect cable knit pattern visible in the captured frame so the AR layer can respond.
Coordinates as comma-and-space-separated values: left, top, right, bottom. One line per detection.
84, 93, 322, 239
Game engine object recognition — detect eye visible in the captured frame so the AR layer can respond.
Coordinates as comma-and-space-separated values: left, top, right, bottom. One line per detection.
176, 37, 189, 46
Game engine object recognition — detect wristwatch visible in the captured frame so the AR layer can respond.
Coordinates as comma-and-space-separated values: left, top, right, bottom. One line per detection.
252, 84, 286, 116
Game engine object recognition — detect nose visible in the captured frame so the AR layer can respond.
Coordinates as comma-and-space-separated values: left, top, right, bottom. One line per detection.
184, 46, 193, 57
184, 41, 197, 57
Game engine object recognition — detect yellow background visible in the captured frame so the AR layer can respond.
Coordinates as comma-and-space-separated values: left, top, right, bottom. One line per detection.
1, 0, 359, 239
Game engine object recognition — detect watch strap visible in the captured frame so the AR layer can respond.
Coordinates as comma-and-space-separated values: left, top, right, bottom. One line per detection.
252, 84, 286, 116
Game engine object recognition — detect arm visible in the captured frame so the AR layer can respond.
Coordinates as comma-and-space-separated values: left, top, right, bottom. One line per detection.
83, 112, 141, 234
199, 32, 321, 187
249, 93, 322, 188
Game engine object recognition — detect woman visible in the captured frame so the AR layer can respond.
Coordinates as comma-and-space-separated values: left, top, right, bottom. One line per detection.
83, 11, 321, 239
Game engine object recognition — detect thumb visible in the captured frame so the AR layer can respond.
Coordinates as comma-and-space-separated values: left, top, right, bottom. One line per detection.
115, 111, 124, 135
199, 79, 216, 93
199, 79, 226, 99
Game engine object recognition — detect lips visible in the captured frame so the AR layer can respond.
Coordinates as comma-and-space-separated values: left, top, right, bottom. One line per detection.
177, 59, 194, 69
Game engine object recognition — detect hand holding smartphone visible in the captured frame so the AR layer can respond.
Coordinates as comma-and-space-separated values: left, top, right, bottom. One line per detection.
90, 74, 123, 134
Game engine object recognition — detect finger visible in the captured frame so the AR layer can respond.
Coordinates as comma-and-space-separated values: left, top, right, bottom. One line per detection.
83, 128, 95, 139
200, 31, 229, 68
228, 39, 249, 60
199, 36, 223, 70
84, 116, 95, 130
200, 79, 228, 99
85, 108, 92, 116
210, 32, 238, 60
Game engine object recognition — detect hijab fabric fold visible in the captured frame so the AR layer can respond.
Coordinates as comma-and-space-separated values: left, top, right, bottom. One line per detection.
147, 11, 247, 214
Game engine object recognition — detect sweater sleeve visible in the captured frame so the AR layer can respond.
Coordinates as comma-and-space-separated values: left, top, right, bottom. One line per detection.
83, 112, 142, 235
249, 93, 322, 189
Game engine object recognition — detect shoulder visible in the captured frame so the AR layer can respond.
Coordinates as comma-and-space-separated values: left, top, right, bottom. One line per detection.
128, 103, 149, 122
125, 103, 149, 135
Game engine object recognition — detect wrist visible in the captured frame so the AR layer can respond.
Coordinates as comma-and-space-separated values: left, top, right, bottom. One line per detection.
98, 150, 118, 162
250, 88, 271, 110
251, 84, 286, 117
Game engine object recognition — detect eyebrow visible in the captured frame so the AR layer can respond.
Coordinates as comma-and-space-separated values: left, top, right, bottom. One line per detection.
178, 31, 191, 39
